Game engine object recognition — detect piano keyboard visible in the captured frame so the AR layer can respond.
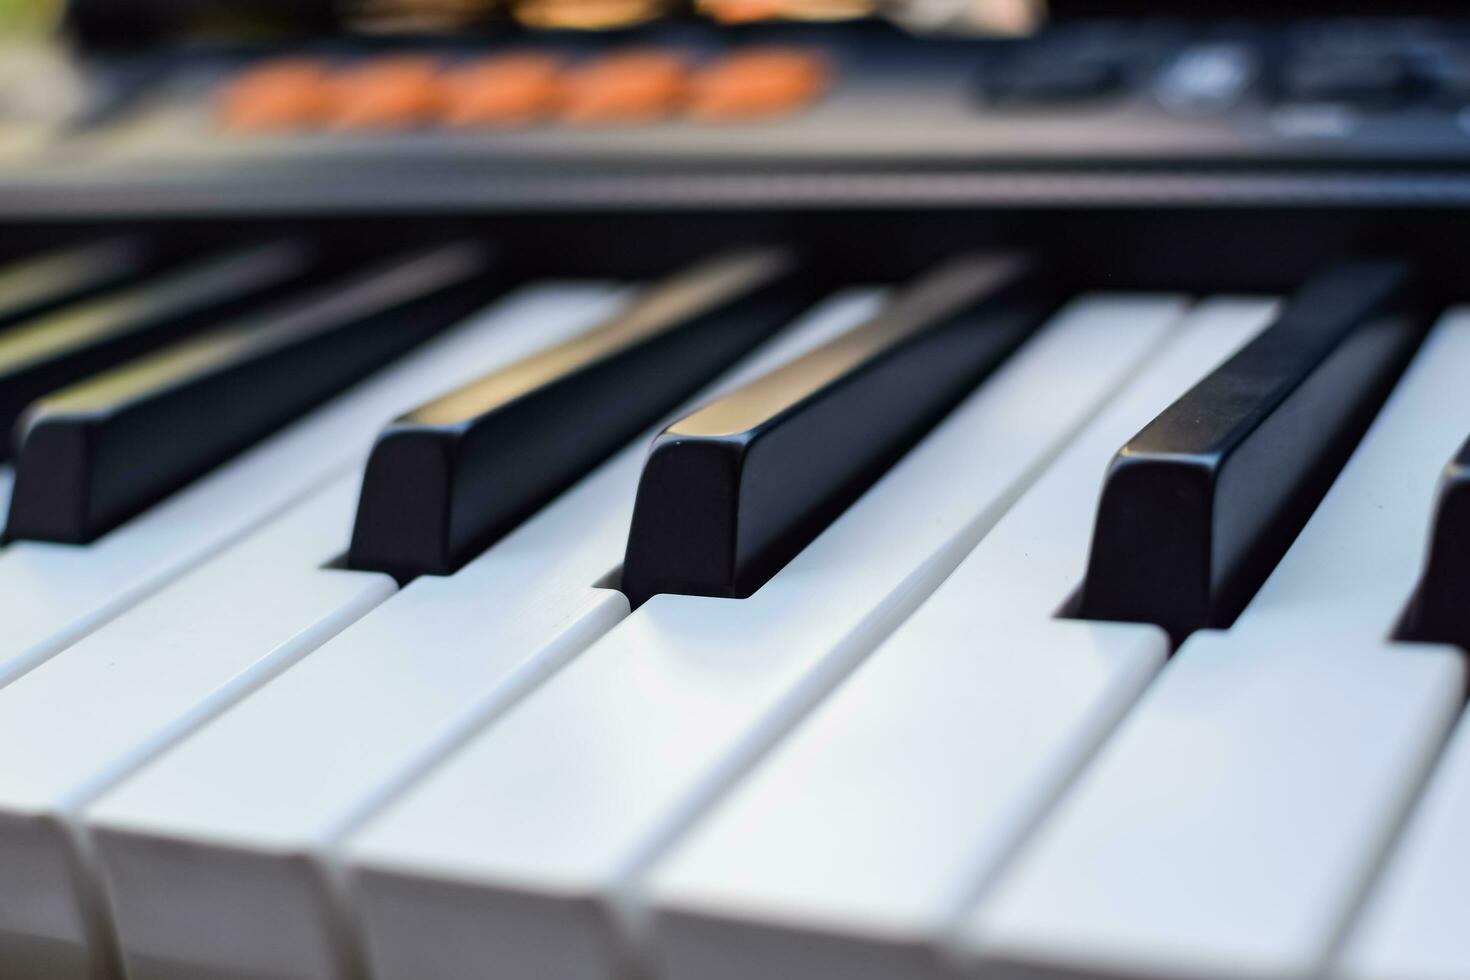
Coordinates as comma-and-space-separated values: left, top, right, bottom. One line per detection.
0, 235, 1464, 980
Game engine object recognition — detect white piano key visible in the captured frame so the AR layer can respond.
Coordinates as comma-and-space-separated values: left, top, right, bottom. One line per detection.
964, 310, 1470, 980
339, 293, 1188, 980
85, 290, 885, 980
0, 282, 626, 688
644, 298, 1277, 980
0, 475, 391, 980
1338, 707, 1470, 980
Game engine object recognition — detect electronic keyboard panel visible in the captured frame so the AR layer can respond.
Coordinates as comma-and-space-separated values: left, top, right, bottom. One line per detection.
14, 15, 1470, 213
0, 232, 1454, 980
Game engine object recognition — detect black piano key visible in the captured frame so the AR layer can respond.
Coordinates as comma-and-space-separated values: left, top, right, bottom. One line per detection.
1398, 439, 1470, 650
619, 253, 1060, 609
1075, 259, 1425, 644
347, 247, 821, 580
0, 241, 312, 461
6, 242, 500, 545
0, 239, 150, 328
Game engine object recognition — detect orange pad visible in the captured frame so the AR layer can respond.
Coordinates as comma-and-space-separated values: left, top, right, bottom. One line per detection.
559, 51, 689, 125
327, 57, 446, 131
687, 48, 829, 121
441, 54, 565, 128
698, 0, 789, 23
217, 59, 334, 133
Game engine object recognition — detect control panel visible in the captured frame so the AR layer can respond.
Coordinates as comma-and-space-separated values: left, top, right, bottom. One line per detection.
4, 17, 1470, 213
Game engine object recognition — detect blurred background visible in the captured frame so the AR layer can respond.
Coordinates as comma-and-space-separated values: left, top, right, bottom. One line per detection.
3, 0, 1470, 293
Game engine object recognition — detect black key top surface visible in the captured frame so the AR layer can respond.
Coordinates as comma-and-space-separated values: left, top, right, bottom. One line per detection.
1075, 260, 1424, 644
620, 253, 1058, 609
6, 242, 499, 545
0, 241, 311, 461
1399, 438, 1470, 650
348, 247, 819, 580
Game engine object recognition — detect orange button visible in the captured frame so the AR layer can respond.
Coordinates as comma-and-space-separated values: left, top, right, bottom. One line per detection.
697, 0, 793, 22
441, 54, 564, 128
687, 48, 829, 121
514, 0, 673, 30
218, 59, 334, 132
559, 51, 688, 125
327, 57, 446, 130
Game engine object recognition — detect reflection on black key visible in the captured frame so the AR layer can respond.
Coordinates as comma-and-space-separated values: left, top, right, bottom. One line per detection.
1399, 439, 1470, 650
620, 253, 1058, 609
0, 239, 149, 328
6, 242, 499, 545
1076, 260, 1423, 644
348, 247, 819, 580
0, 241, 311, 461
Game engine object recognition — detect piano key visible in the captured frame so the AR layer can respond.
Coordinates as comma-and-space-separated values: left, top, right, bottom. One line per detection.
1338, 701, 1470, 980
0, 283, 625, 979
348, 247, 816, 579
85, 289, 885, 980
1075, 260, 1422, 642
963, 309, 1470, 980
644, 298, 1272, 980
0, 239, 148, 327
1396, 435, 1470, 650
0, 283, 624, 690
0, 241, 313, 460
0, 475, 393, 980
7, 241, 499, 545
620, 253, 1058, 608
337, 288, 1179, 980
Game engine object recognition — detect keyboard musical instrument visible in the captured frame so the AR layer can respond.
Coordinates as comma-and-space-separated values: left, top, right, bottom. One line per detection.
1, 2, 1470, 979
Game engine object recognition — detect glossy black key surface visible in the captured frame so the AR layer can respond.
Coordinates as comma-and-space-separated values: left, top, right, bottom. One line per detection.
1398, 438, 1470, 651
619, 253, 1058, 609
6, 242, 499, 545
0, 241, 311, 461
348, 247, 819, 580
0, 239, 149, 328
1075, 260, 1424, 644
